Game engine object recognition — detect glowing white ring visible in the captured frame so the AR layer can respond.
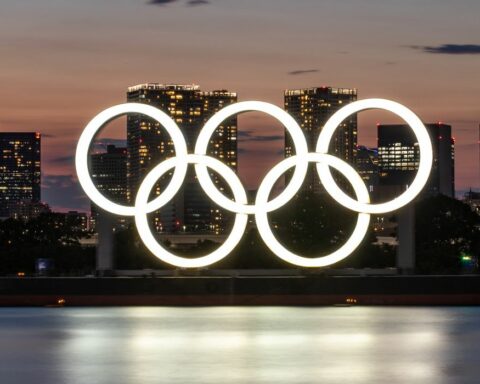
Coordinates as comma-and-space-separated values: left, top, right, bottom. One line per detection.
134, 154, 248, 268
75, 103, 188, 217
194, 101, 308, 214
75, 99, 432, 268
255, 153, 370, 267
316, 98, 433, 214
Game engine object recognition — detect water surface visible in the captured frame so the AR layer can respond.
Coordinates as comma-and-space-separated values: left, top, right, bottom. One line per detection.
1, 307, 479, 383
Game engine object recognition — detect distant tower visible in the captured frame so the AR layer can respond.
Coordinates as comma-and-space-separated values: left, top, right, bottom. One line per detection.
378, 123, 454, 198
0, 132, 41, 218
284, 87, 357, 193
126, 84, 237, 233
90, 145, 128, 231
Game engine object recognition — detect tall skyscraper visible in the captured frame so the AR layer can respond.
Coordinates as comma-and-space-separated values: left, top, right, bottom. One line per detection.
284, 87, 357, 193
199, 90, 238, 233
378, 123, 455, 198
126, 84, 237, 233
0, 132, 41, 218
90, 145, 128, 230
201, 90, 238, 171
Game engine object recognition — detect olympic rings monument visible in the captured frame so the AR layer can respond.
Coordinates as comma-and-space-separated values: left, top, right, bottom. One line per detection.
76, 99, 433, 273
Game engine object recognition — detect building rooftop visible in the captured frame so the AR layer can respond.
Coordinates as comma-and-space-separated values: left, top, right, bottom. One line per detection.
201, 90, 237, 97
127, 83, 200, 92
284, 87, 357, 96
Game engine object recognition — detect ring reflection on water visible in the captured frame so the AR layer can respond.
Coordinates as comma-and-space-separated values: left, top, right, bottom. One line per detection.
0, 307, 479, 383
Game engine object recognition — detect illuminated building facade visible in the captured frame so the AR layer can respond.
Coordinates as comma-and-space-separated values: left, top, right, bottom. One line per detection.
126, 84, 237, 233
284, 87, 357, 193
378, 123, 454, 198
200, 90, 238, 233
90, 145, 128, 231
0, 132, 41, 218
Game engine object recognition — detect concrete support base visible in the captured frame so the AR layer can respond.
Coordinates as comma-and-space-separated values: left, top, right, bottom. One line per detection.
96, 208, 115, 276
396, 204, 415, 274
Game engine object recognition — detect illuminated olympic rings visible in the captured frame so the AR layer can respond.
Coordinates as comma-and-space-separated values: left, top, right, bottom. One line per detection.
75, 99, 432, 268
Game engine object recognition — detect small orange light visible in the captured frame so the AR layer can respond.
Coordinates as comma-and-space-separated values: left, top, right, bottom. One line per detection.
17, 272, 25, 277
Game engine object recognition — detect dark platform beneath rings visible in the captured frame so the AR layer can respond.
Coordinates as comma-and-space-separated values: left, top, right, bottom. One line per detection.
1, 275, 480, 306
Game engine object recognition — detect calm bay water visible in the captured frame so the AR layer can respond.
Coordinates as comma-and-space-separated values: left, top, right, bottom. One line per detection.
1, 306, 480, 383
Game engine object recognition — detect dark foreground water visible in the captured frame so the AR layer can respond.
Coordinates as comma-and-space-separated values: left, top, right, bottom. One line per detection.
1, 307, 480, 383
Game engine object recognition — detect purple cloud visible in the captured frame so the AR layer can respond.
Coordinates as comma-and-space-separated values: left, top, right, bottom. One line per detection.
414, 44, 480, 55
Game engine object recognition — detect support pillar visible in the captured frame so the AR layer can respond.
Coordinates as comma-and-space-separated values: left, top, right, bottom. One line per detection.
96, 208, 115, 276
396, 204, 415, 274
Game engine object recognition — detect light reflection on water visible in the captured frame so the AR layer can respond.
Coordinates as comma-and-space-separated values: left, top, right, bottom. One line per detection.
1, 306, 480, 383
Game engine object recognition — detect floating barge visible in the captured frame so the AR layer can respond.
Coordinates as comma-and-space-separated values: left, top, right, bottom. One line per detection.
1, 274, 480, 306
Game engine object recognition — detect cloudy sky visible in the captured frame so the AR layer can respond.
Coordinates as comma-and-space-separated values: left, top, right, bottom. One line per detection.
0, 0, 479, 211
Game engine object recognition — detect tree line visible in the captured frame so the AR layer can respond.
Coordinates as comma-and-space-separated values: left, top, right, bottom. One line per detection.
0, 194, 478, 275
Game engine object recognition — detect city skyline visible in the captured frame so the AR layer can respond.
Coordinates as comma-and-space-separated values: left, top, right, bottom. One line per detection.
0, 0, 479, 211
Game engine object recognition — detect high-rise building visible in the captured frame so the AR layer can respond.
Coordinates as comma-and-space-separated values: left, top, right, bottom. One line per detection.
199, 90, 238, 233
284, 87, 357, 193
356, 146, 379, 194
377, 123, 455, 198
90, 145, 128, 231
126, 84, 237, 233
201, 90, 238, 171
0, 132, 41, 218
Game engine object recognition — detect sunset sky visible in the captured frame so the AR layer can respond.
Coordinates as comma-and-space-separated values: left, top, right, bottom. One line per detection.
0, 0, 479, 211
